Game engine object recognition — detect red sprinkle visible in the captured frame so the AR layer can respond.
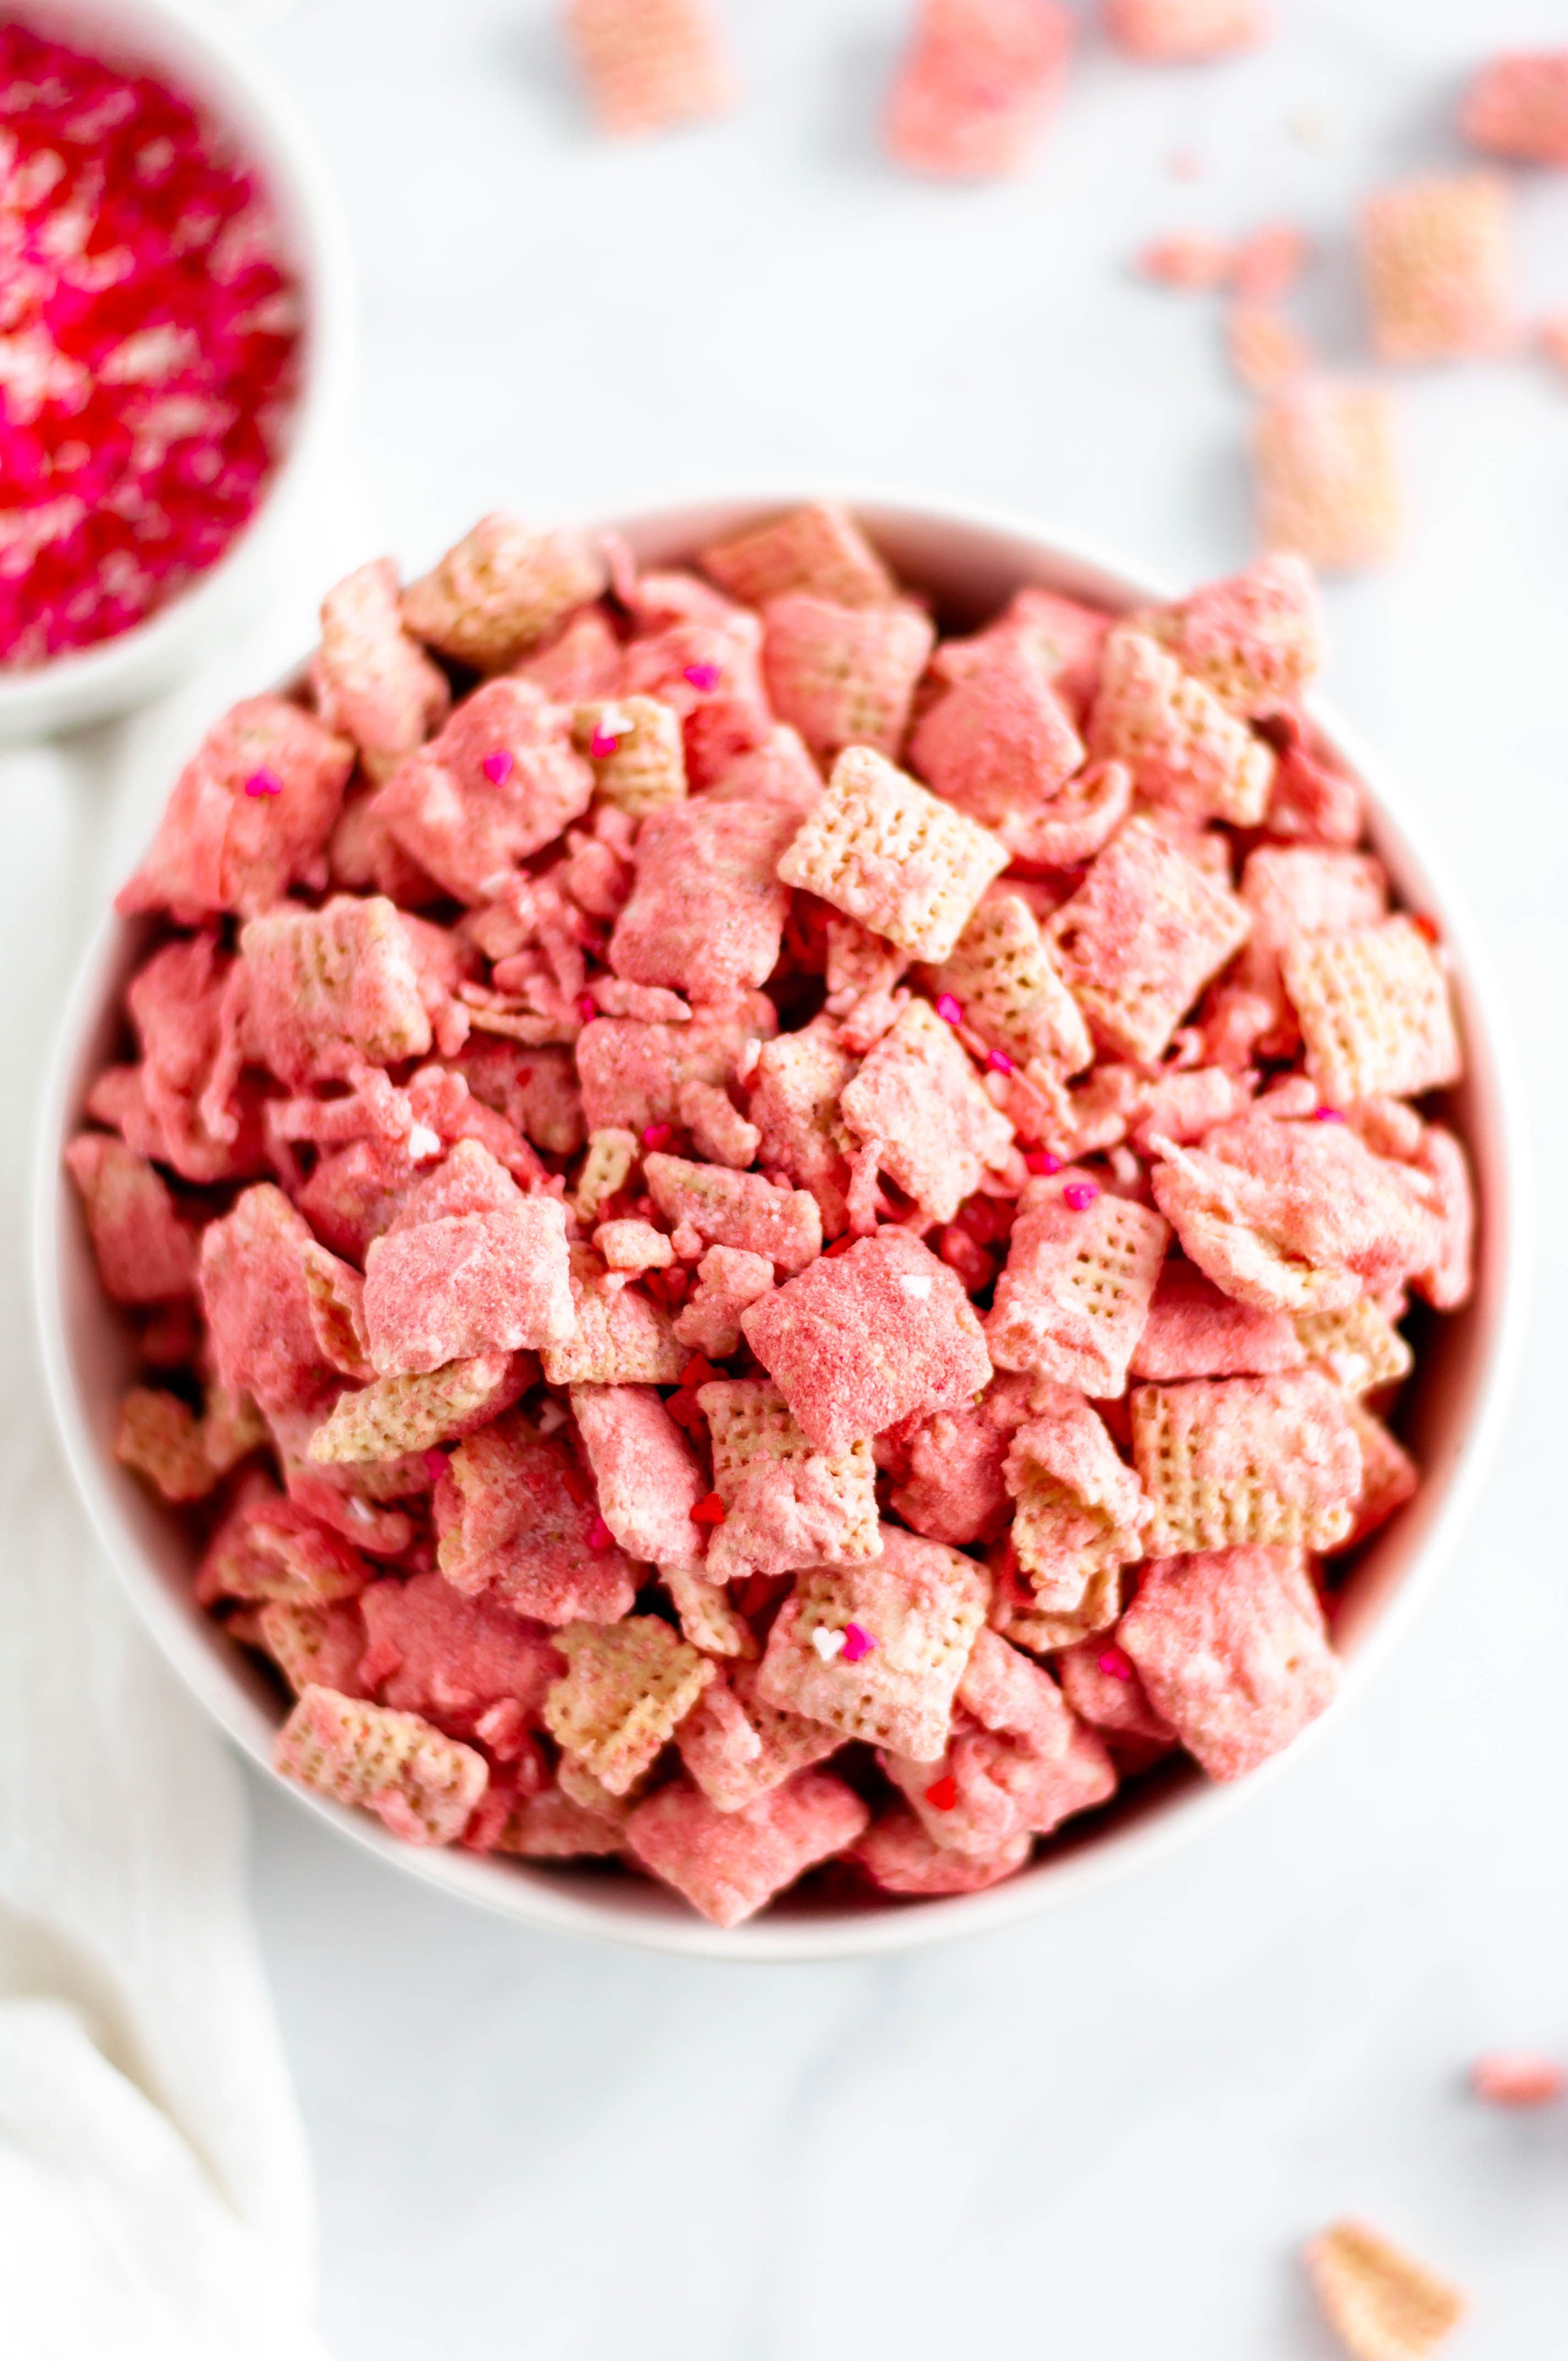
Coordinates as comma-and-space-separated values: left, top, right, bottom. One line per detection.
1412, 911, 1441, 944
1063, 1180, 1100, 1211
1097, 1647, 1135, 1682
924, 1775, 959, 1811
0, 21, 302, 671
1313, 1106, 1346, 1122
841, 1622, 876, 1664
244, 766, 282, 798
935, 993, 964, 1026
1025, 1150, 1063, 1175
576, 993, 598, 1024
589, 725, 621, 759
641, 1122, 673, 1150
677, 1354, 720, 1390
423, 1448, 448, 1484
481, 748, 514, 785
586, 1514, 614, 1551
690, 1491, 726, 1527
682, 661, 722, 693
559, 1461, 591, 1507
986, 1047, 1015, 1075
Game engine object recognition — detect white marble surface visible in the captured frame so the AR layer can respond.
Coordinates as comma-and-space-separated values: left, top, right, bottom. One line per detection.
88, 0, 1568, 2350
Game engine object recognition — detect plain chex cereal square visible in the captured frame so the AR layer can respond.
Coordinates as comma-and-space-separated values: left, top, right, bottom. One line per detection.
1131, 1372, 1362, 1554
1281, 916, 1461, 1108
1254, 382, 1402, 574
986, 1169, 1169, 1398
543, 1616, 716, 1796
699, 502, 894, 611
777, 746, 1009, 965
1087, 624, 1274, 826
401, 513, 607, 670
925, 890, 1093, 1080
1046, 817, 1251, 1064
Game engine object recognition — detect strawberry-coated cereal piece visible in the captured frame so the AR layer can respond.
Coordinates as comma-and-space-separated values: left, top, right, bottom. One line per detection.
1238, 844, 1388, 1043
1226, 303, 1310, 397
1102, 0, 1267, 61
1054, 1636, 1177, 1744
386, 1136, 522, 1232
994, 756, 1133, 870
661, 1565, 756, 1658
761, 595, 935, 764
1304, 2219, 1467, 2361
934, 585, 1111, 722
544, 1615, 715, 1795
594, 1218, 674, 1273
779, 745, 1009, 965
626, 1770, 869, 1927
1255, 382, 1402, 573
576, 995, 776, 1135
889, 1401, 1013, 1546
957, 1625, 1079, 1751
198, 1492, 371, 1609
1128, 1064, 1253, 1154
698, 1377, 880, 1580
743, 1227, 992, 1452
562, 0, 733, 137
308, 1351, 531, 1465
449, 1037, 585, 1156
401, 513, 607, 671
311, 558, 451, 786
477, 1785, 624, 1858
885, 0, 1073, 180
1005, 1395, 1150, 1610
299, 1241, 373, 1380
645, 1152, 822, 1274
911, 636, 1085, 824
1232, 223, 1313, 303
115, 1388, 217, 1503
275, 1684, 488, 1846
542, 1247, 685, 1385
200, 1185, 333, 1419
704, 723, 824, 817
295, 1134, 420, 1264
1087, 627, 1274, 826
1130, 1256, 1304, 1380
756, 1525, 989, 1760
1046, 818, 1251, 1064
117, 697, 355, 924
358, 1571, 560, 1740
362, 1197, 574, 1376
673, 1244, 775, 1357
883, 1713, 1115, 1853
747, 1026, 857, 1234
927, 890, 1094, 1079
677, 1079, 760, 1169
65, 1133, 196, 1303
676, 1661, 842, 1811
1282, 916, 1461, 1108
573, 694, 686, 816
1140, 553, 1322, 718
240, 895, 432, 1086
570, 1381, 709, 1564
840, 999, 1015, 1224
1462, 53, 1568, 167
252, 1601, 369, 1700
121, 932, 265, 1185
1138, 234, 1236, 289
1295, 1294, 1412, 1396
435, 1411, 639, 1622
699, 502, 894, 612
609, 798, 796, 1002
1119, 1545, 1337, 1780
1339, 1400, 1418, 1551
516, 606, 623, 704
374, 680, 594, 904
856, 1812, 1031, 1895
1468, 2053, 1566, 2108
1131, 1372, 1361, 1554
986, 1168, 1169, 1398
1361, 176, 1512, 363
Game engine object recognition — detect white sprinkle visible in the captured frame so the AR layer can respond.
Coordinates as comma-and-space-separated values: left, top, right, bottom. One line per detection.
597, 703, 635, 739
811, 1626, 846, 1663
899, 1273, 933, 1299
535, 1398, 567, 1434
407, 1123, 441, 1161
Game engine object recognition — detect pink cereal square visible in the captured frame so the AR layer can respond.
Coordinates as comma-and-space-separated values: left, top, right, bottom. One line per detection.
956, 1624, 1078, 1753
1254, 382, 1402, 574
880, 1716, 1115, 1853
254, 1600, 369, 1700
1131, 1370, 1362, 1554
1117, 1544, 1338, 1780
747, 1026, 857, 1236
885, 0, 1074, 181
65, 1133, 196, 1303
644, 1153, 822, 1275
1226, 302, 1312, 398
116, 695, 354, 924
761, 595, 935, 764
933, 585, 1112, 723
854, 1811, 1031, 1895
608, 798, 797, 1002
362, 1196, 574, 1375
311, 557, 451, 786
401, 513, 607, 671
777, 745, 1009, 966
910, 635, 1084, 824
1129, 1256, 1305, 1380
839, 998, 1015, 1224
1360, 176, 1513, 363
308, 1350, 532, 1465
1101, 0, 1267, 63
1086, 625, 1274, 827
514, 606, 623, 704
1339, 1400, 1418, 1551
358, 1570, 561, 1739
675, 1661, 843, 1812
755, 1525, 990, 1761
197, 1488, 371, 1610
1045, 817, 1251, 1064
274, 1683, 488, 1846
1054, 1635, 1177, 1744
985, 1168, 1169, 1398
435, 1409, 640, 1623
888, 1401, 1012, 1546
742, 1226, 992, 1451
1137, 554, 1324, 719
1281, 915, 1462, 1108
569, 1381, 709, 1564
199, 1183, 331, 1419
697, 1376, 880, 1579
372, 679, 594, 905
542, 1245, 686, 1385
239, 894, 432, 1086
296, 1133, 421, 1263
385, 1136, 522, 1233
562, 0, 733, 138
1003, 1393, 1150, 1611
673, 1243, 775, 1357
698, 502, 894, 612
575, 997, 776, 1135
625, 1770, 870, 1926
1462, 52, 1568, 167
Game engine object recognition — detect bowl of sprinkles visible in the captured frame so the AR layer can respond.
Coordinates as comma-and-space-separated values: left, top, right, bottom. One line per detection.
0, 0, 352, 742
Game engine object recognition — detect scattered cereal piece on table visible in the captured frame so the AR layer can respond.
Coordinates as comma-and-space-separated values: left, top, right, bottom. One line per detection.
1461, 52, 1568, 168
1254, 382, 1402, 573
1304, 2219, 1467, 2361
1360, 177, 1513, 364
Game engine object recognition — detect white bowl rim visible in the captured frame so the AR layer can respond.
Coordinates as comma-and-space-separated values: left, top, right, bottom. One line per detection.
32, 487, 1533, 1962
0, 0, 355, 738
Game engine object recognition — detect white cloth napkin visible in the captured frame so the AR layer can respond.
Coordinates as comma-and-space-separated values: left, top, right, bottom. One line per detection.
0, 437, 370, 2360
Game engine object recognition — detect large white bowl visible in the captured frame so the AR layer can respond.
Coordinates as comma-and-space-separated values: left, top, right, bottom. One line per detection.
0, 0, 355, 744
33, 496, 1529, 1960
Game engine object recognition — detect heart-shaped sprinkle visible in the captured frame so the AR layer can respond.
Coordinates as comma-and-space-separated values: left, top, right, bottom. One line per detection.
811, 1626, 846, 1663
682, 661, 721, 693
243, 765, 282, 798
481, 748, 513, 785
406, 1122, 442, 1161
841, 1622, 876, 1664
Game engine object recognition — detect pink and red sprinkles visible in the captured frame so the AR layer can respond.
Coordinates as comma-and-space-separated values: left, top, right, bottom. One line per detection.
481, 749, 514, 785
841, 1621, 876, 1664
1063, 1180, 1100, 1211
0, 21, 302, 670
243, 766, 282, 799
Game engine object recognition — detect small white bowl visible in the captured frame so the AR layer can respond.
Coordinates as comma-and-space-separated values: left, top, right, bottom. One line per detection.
0, 0, 355, 746
34, 496, 1529, 1960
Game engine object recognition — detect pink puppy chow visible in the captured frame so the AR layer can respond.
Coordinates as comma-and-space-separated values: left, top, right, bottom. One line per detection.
1361, 176, 1513, 363
625, 1771, 870, 1927
65, 1134, 196, 1303
933, 585, 1110, 723
570, 1381, 709, 1564
742, 1227, 992, 1452
118, 932, 266, 1186
889, 1402, 1012, 1547
1117, 1545, 1338, 1780
856, 1813, 1032, 1895
401, 514, 607, 672
1054, 1636, 1177, 1745
761, 596, 935, 764
881, 1715, 1114, 1855
373, 680, 594, 905
200, 1184, 333, 1420
362, 1196, 574, 1376
358, 1572, 562, 1749
1101, 0, 1267, 62
885, 0, 1074, 181
239, 896, 432, 1087
1462, 53, 1568, 167
1087, 627, 1274, 828
1137, 554, 1323, 720
676, 1661, 843, 1813
1254, 382, 1402, 574
645, 1154, 822, 1274
839, 998, 1015, 1225
435, 1411, 639, 1624
699, 503, 895, 612
911, 637, 1084, 826
117, 696, 355, 924
274, 1684, 488, 1847
986, 1168, 1169, 1399
563, 0, 734, 138
1046, 818, 1251, 1065
608, 798, 797, 1003
576, 996, 776, 1135
1130, 1256, 1304, 1381
311, 558, 451, 786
